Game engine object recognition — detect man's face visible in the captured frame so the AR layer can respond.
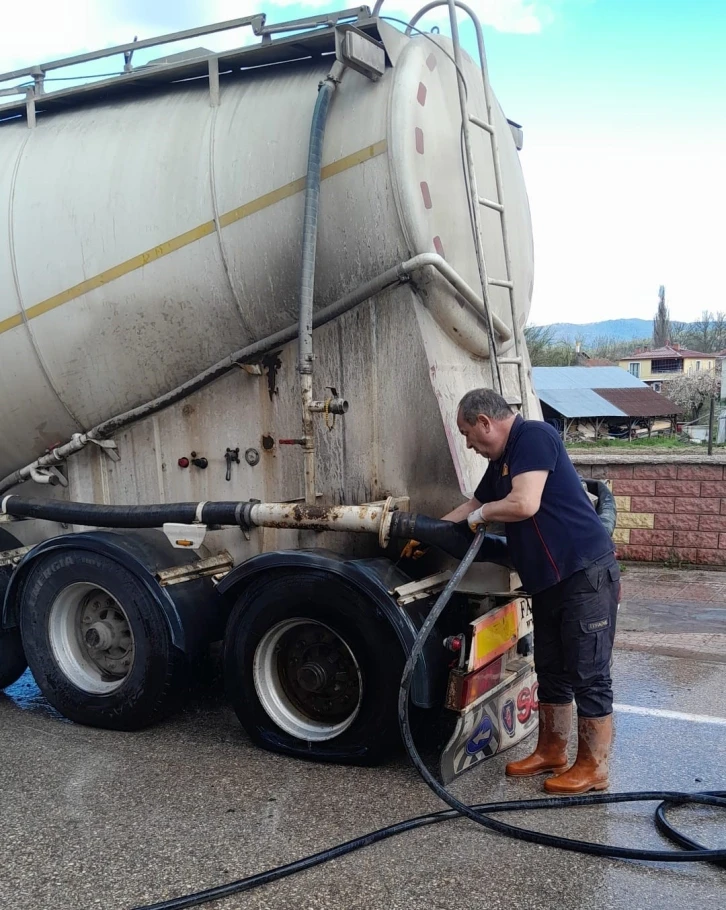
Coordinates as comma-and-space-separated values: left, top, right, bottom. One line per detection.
457, 411, 508, 460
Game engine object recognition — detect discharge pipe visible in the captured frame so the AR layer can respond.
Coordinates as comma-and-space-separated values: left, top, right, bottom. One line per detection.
0, 493, 504, 556
298, 60, 346, 506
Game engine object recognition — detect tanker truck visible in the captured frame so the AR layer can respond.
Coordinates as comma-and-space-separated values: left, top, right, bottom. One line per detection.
0, 4, 601, 783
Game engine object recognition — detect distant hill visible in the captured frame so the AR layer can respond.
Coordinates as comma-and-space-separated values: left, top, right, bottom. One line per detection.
545, 319, 652, 345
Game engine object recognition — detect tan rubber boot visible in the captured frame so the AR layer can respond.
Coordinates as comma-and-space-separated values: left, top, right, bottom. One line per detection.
544, 714, 612, 795
505, 703, 572, 777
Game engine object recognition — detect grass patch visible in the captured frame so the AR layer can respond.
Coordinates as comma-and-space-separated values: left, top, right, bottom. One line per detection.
567, 436, 688, 449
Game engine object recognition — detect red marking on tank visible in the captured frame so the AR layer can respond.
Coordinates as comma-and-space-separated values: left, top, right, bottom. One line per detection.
420, 181, 433, 209
433, 236, 445, 257
426, 53, 437, 71
415, 127, 425, 154
417, 82, 427, 106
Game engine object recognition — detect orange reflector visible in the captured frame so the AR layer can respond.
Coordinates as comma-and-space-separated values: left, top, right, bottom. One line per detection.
175, 539, 194, 547
470, 601, 519, 671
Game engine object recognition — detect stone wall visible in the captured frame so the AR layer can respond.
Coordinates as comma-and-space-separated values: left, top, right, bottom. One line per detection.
571, 457, 726, 565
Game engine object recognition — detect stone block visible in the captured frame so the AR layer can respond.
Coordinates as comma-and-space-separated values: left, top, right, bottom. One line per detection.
632, 464, 678, 479
655, 480, 700, 497
591, 464, 633, 479
616, 544, 653, 561
629, 529, 674, 546
698, 514, 726, 532
654, 513, 700, 530
675, 498, 720, 514
677, 464, 724, 480
651, 546, 698, 563
616, 512, 655, 529
674, 530, 719, 549
612, 480, 656, 496
700, 481, 726, 497
697, 549, 726, 566
614, 495, 631, 512
612, 528, 630, 544
630, 496, 674, 513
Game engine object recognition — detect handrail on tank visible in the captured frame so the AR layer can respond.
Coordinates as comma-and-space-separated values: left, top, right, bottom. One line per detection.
0, 6, 374, 95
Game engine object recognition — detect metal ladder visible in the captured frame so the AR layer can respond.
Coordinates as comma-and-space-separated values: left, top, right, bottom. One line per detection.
407, 1, 529, 417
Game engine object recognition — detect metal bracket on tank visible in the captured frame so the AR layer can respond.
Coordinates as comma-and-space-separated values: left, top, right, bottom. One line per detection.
87, 437, 120, 462
334, 25, 386, 81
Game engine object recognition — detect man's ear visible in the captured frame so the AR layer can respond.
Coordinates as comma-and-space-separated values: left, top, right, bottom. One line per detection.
477, 414, 491, 433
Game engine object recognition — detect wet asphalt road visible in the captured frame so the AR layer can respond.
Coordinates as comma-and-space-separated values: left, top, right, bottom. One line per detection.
1, 649, 724, 910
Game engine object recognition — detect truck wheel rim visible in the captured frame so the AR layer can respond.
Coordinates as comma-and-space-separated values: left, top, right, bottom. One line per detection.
253, 619, 362, 741
48, 583, 135, 694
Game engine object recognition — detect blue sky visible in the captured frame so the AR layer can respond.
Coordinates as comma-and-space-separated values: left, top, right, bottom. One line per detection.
2, 1, 724, 326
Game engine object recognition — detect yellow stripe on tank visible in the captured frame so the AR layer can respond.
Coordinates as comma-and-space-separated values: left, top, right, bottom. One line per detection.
0, 139, 388, 337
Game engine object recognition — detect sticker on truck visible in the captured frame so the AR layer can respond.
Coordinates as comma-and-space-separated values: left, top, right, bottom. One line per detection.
439, 666, 539, 784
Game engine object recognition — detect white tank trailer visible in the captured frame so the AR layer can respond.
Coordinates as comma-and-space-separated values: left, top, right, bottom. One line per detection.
0, 4, 550, 780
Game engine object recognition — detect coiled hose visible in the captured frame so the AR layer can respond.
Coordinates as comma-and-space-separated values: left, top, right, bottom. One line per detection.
130, 527, 725, 910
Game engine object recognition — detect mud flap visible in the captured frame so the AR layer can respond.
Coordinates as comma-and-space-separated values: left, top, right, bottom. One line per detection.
439, 662, 538, 784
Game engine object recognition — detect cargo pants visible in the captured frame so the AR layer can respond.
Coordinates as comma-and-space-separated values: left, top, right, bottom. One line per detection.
532, 553, 620, 717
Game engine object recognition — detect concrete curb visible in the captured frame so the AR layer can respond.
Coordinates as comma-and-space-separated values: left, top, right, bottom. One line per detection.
615, 631, 726, 663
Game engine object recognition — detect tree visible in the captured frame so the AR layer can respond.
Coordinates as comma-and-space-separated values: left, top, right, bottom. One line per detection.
523, 324, 576, 366
652, 285, 670, 348
666, 371, 721, 421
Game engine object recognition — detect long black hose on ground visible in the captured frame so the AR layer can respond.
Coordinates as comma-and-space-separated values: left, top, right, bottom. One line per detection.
129, 528, 726, 910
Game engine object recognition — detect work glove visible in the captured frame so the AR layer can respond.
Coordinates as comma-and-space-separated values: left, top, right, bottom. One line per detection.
400, 539, 429, 560
467, 506, 487, 532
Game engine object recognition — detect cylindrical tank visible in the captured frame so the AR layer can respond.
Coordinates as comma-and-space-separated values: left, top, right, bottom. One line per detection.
0, 23, 534, 483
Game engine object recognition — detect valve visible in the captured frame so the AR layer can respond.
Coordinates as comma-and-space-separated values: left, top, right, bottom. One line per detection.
225, 447, 241, 481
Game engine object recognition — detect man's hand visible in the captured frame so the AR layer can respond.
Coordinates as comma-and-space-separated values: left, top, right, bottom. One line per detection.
401, 539, 429, 560
467, 507, 488, 532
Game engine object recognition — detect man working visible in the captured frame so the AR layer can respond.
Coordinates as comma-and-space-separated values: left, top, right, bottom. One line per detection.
443, 388, 619, 794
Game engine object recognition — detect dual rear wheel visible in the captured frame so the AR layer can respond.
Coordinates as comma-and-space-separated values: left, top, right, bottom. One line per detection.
2, 551, 406, 763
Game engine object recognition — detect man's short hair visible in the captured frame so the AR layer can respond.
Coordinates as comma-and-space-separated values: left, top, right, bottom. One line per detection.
458, 388, 512, 424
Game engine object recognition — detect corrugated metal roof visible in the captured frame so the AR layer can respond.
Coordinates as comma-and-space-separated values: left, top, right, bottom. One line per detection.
538, 389, 626, 418
532, 366, 645, 390
594, 388, 681, 417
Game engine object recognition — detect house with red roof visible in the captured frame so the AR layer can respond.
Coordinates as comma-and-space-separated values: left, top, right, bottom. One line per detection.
617, 343, 716, 391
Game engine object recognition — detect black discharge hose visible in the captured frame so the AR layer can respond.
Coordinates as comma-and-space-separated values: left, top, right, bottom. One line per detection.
130, 528, 726, 910
1, 496, 249, 528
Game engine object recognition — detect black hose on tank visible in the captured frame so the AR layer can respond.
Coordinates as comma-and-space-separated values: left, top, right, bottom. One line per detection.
0, 496, 251, 529
388, 511, 512, 565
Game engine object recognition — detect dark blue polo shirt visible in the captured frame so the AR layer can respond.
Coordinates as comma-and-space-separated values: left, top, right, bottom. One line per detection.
474, 416, 614, 594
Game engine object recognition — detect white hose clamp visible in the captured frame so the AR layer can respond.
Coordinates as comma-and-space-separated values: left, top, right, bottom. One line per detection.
1, 495, 14, 514
195, 501, 208, 524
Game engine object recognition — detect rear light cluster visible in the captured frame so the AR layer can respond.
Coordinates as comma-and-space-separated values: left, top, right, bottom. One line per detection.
444, 599, 525, 711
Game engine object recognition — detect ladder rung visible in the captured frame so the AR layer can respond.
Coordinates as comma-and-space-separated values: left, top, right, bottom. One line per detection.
488, 277, 514, 289
505, 396, 522, 406
469, 115, 494, 134
497, 357, 522, 365
478, 196, 504, 212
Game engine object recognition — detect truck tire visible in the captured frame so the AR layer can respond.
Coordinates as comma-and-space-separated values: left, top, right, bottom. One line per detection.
19, 549, 181, 730
224, 569, 405, 765
0, 629, 27, 690
0, 527, 27, 689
